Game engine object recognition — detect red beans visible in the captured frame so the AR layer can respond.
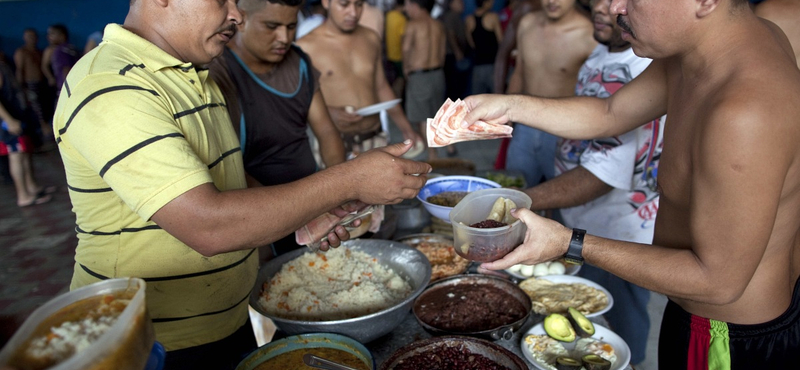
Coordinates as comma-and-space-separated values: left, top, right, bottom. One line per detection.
469, 220, 508, 228
393, 344, 511, 370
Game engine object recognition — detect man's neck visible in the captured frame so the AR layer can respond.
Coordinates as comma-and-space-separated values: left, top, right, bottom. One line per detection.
229, 43, 280, 75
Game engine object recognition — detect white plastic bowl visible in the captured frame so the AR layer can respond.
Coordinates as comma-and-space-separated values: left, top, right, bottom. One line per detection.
417, 176, 501, 224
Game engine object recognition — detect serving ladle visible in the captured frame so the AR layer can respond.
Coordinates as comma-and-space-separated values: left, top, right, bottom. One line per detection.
302, 353, 363, 370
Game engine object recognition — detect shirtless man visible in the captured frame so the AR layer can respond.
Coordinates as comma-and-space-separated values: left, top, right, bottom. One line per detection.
297, 0, 422, 157
402, 0, 446, 159
505, 0, 596, 188
492, 0, 541, 94
13, 29, 51, 139
466, 0, 800, 367
755, 0, 800, 68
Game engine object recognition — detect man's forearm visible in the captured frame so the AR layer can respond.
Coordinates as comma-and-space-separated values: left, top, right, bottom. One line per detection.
526, 166, 613, 211
152, 163, 359, 256
507, 95, 630, 139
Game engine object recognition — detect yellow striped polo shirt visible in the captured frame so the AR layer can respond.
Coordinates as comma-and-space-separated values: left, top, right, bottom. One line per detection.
53, 24, 257, 351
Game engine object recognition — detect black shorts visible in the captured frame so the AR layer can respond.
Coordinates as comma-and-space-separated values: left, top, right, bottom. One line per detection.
658, 276, 800, 370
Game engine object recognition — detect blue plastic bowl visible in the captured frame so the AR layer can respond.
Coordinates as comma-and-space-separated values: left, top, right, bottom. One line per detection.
235, 333, 375, 370
417, 176, 501, 224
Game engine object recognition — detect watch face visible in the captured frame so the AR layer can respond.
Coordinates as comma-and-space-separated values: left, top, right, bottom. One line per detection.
564, 257, 583, 266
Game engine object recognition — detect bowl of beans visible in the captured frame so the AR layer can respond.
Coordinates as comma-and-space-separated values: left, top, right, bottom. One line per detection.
378, 336, 528, 370
449, 188, 532, 262
417, 176, 502, 224
412, 274, 531, 340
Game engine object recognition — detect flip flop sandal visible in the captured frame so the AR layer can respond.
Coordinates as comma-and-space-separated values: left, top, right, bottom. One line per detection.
19, 193, 52, 207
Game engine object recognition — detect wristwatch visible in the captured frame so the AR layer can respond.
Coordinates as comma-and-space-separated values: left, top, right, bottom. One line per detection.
564, 228, 586, 265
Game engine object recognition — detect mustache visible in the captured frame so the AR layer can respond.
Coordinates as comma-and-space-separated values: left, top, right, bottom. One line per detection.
616, 15, 633, 37
215, 23, 238, 36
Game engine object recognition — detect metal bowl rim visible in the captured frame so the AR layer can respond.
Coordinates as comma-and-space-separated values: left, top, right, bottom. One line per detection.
411, 274, 532, 336
250, 240, 432, 326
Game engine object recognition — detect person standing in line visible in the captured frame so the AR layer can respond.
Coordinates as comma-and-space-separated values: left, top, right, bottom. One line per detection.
403, 0, 447, 159
41, 24, 78, 97
385, 0, 408, 97
209, 0, 347, 258
0, 59, 53, 207
465, 0, 503, 95
298, 0, 423, 158
14, 28, 53, 142
439, 0, 471, 101
504, 0, 596, 188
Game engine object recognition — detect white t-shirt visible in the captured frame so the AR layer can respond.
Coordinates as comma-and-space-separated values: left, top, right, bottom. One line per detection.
555, 45, 664, 244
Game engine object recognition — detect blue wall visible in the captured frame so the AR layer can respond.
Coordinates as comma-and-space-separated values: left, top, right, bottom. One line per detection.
0, 0, 129, 63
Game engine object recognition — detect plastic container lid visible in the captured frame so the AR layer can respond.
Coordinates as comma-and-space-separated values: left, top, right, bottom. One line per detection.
449, 188, 532, 262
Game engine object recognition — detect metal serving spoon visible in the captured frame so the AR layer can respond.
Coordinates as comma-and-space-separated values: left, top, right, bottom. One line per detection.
302, 353, 362, 370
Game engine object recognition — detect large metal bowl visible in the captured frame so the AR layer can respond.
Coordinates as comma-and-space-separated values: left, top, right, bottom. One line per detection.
412, 274, 531, 341
249, 239, 432, 343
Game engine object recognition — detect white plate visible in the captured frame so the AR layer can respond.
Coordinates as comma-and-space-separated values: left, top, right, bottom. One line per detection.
520, 322, 631, 370
522, 275, 613, 318
355, 99, 402, 116
505, 263, 581, 279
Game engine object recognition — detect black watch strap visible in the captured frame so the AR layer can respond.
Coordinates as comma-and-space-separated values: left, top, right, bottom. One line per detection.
564, 228, 586, 265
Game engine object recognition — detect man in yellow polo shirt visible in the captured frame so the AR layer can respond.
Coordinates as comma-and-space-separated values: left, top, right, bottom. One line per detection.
52, 1, 431, 369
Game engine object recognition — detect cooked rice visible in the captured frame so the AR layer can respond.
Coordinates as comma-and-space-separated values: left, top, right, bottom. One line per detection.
259, 248, 412, 321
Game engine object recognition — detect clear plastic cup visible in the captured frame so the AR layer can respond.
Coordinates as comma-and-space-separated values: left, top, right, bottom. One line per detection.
449, 188, 533, 262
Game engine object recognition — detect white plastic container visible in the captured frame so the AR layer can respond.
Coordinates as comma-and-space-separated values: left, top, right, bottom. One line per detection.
450, 188, 532, 262
0, 278, 155, 370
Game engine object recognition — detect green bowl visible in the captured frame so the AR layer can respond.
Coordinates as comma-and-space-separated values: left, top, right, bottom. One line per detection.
235, 333, 374, 370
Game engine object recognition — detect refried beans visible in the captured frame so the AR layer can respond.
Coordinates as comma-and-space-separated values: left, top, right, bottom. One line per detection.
414, 282, 527, 332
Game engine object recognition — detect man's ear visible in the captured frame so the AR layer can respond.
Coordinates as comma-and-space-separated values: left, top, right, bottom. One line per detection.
696, 0, 721, 18
322, 0, 331, 10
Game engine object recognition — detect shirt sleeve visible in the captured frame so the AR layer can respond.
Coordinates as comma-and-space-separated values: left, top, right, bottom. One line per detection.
60, 74, 213, 220
579, 129, 638, 191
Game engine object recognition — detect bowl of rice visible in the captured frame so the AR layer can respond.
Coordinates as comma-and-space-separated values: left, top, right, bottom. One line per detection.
250, 239, 432, 343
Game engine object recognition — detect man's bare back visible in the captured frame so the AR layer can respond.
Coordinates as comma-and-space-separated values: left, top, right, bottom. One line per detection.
298, 25, 384, 134
514, 8, 597, 97
403, 14, 446, 73
755, 0, 800, 68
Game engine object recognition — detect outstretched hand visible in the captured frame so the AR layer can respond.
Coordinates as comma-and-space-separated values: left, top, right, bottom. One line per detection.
462, 94, 516, 128
479, 208, 571, 271
347, 140, 432, 205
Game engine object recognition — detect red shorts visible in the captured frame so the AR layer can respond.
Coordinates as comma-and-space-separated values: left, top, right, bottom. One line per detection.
0, 133, 34, 155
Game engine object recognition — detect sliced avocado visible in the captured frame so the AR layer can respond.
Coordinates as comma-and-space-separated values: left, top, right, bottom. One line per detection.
543, 313, 576, 342
555, 356, 582, 370
582, 354, 612, 370
567, 307, 595, 338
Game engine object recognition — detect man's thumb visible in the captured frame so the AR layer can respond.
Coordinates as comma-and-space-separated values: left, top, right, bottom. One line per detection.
382, 139, 413, 156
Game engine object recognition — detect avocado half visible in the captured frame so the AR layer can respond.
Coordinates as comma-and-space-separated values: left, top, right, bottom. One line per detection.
582, 354, 612, 370
555, 356, 583, 370
544, 313, 576, 342
567, 307, 595, 338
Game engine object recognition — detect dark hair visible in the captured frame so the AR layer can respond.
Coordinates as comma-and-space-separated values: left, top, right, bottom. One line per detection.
49, 24, 69, 40
240, 0, 303, 12
475, 0, 488, 8
410, 0, 434, 12
23, 28, 36, 34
